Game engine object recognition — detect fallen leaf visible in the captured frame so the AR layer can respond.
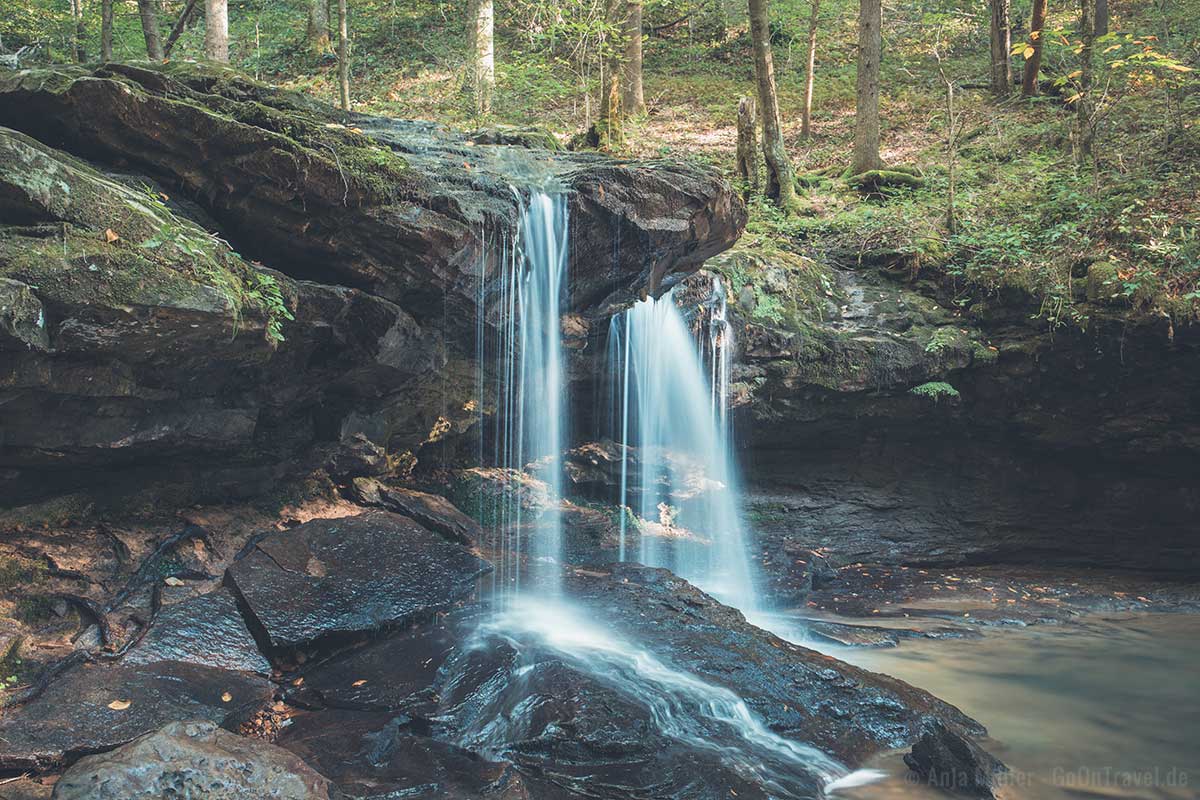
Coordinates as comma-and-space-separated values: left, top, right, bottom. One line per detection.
163, 576, 185, 587
351, 679, 367, 687
221, 692, 233, 703
103, 228, 120, 243
107, 699, 132, 710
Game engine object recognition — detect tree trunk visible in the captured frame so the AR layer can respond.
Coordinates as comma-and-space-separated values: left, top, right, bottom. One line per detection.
138, 0, 165, 61
747, 0, 799, 210
988, 0, 1012, 96
594, 0, 625, 148
465, 0, 494, 116
70, 0, 86, 62
850, 0, 882, 174
101, 0, 114, 60
205, 0, 229, 62
735, 96, 760, 198
1095, 0, 1108, 36
800, 0, 820, 138
621, 1, 645, 117
307, 0, 330, 53
1021, 0, 1047, 96
337, 0, 351, 111
1078, 0, 1095, 160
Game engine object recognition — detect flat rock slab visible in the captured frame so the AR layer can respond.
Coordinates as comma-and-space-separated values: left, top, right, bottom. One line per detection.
0, 660, 273, 772
353, 478, 482, 546
298, 620, 459, 714
51, 720, 336, 800
277, 709, 529, 800
227, 511, 490, 651
123, 589, 271, 674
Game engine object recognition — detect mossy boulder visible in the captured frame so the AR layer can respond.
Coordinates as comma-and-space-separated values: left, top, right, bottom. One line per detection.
1085, 261, 1122, 303
468, 125, 561, 151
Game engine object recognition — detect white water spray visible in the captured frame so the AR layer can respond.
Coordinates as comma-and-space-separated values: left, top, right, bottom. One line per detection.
607, 282, 757, 612
482, 189, 569, 600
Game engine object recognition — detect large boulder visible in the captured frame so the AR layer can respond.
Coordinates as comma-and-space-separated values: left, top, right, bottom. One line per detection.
123, 589, 272, 675
226, 510, 490, 652
50, 720, 337, 800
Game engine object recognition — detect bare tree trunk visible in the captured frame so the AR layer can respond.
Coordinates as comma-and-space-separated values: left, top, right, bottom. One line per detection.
594, 0, 625, 148
1095, 0, 1108, 36
307, 0, 330, 53
850, 0, 882, 174
1078, 0, 1095, 160
800, 0, 820, 138
735, 96, 760, 198
1021, 0, 1047, 96
101, 0, 114, 60
465, 0, 494, 116
138, 0, 165, 61
337, 0, 351, 111
205, 0, 229, 61
988, 0, 1012, 95
747, 0, 799, 209
621, 0, 645, 117
69, 0, 86, 61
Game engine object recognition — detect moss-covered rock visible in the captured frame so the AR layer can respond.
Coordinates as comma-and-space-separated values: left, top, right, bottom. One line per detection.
846, 169, 926, 195
1085, 260, 1122, 303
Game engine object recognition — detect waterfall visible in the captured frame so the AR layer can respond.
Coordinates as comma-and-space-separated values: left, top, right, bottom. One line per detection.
607, 281, 758, 613
481, 189, 569, 600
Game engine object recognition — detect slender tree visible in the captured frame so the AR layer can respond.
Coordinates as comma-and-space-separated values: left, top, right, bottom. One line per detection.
164, 0, 202, 57
1095, 0, 1108, 36
465, 0, 494, 115
205, 0, 229, 62
307, 0, 331, 53
850, 0, 882, 174
735, 96, 760, 198
747, 0, 799, 209
1021, 0, 1048, 96
101, 0, 114, 61
337, 0, 351, 111
988, 0, 1012, 95
1078, 0, 1096, 159
621, 0, 646, 117
137, 0, 165, 61
800, 0, 820, 138
595, 0, 625, 147
69, 0, 86, 61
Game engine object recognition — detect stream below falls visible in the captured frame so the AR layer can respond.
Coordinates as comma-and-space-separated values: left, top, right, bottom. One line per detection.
789, 612, 1200, 800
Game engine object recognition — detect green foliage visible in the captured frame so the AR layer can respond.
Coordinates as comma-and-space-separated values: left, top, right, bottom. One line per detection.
910, 381, 960, 401
136, 185, 295, 341
925, 327, 958, 354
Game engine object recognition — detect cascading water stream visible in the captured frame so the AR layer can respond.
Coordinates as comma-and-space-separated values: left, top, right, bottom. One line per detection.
481, 188, 569, 602
606, 282, 758, 613
473, 191, 876, 796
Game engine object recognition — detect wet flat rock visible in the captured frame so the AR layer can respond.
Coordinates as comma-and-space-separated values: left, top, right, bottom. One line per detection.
227, 511, 490, 651
352, 478, 482, 546
0, 660, 272, 772
123, 589, 271, 674
51, 720, 336, 800
560, 565, 1001, 782
278, 709, 529, 799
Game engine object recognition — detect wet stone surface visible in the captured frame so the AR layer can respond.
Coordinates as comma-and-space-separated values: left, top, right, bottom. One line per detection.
0, 660, 273, 772
123, 589, 271, 674
226, 510, 491, 651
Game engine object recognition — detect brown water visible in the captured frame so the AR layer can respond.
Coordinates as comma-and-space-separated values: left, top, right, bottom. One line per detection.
810, 613, 1200, 800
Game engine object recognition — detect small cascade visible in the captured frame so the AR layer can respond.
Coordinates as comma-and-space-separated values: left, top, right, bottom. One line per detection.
607, 281, 757, 612
478, 189, 570, 601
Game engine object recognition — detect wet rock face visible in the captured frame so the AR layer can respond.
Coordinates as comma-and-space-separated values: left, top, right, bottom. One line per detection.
0, 65, 743, 506
123, 589, 271, 675
226, 511, 490, 652
50, 720, 337, 800
0, 660, 273, 772
272, 568, 1001, 800
351, 477, 482, 546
